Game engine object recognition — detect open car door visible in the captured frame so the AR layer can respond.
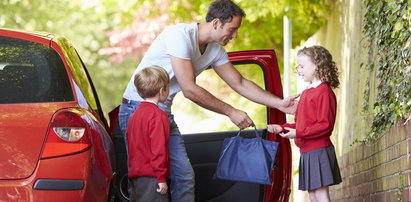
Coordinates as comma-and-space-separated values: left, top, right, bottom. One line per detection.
182, 50, 291, 202
109, 49, 291, 202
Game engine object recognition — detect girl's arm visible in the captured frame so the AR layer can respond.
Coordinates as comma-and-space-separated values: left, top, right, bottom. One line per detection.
279, 127, 296, 139
281, 123, 296, 131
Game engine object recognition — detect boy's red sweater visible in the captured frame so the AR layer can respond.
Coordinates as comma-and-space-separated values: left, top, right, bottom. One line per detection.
126, 102, 170, 183
282, 82, 337, 154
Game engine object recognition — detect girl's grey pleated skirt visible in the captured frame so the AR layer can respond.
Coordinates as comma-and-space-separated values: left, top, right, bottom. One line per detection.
299, 146, 342, 191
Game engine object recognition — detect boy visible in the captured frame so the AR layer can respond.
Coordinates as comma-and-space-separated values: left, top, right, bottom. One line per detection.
126, 65, 170, 202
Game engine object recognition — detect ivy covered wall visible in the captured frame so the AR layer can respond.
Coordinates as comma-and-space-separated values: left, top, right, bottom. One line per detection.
362, 0, 411, 142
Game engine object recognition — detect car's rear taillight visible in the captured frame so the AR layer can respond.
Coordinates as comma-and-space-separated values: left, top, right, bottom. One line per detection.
41, 109, 92, 159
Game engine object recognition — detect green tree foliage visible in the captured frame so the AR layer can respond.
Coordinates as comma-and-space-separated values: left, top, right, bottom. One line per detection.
103, 0, 333, 61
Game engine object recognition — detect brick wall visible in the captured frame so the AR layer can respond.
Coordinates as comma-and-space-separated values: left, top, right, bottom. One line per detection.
330, 121, 411, 201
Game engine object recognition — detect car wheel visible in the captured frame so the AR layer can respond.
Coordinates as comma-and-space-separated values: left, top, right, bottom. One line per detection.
111, 119, 130, 202
115, 172, 129, 202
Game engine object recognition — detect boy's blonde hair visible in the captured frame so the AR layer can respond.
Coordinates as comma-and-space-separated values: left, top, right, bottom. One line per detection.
134, 65, 170, 99
297, 45, 340, 88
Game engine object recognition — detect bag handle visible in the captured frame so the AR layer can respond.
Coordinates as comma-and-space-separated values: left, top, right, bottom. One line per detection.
237, 126, 261, 139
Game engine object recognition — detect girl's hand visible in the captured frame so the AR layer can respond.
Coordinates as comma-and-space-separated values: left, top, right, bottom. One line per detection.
157, 182, 168, 195
267, 124, 283, 134
279, 127, 296, 139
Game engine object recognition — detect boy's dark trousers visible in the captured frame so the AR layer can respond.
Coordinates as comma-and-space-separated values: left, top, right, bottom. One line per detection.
129, 177, 169, 202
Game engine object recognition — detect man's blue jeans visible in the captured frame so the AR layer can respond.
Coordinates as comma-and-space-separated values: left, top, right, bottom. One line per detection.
119, 101, 195, 202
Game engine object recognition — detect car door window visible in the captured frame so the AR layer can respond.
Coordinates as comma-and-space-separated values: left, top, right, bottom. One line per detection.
172, 63, 267, 134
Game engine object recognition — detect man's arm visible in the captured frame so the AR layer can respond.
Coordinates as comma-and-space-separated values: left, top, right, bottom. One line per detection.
213, 62, 297, 112
170, 56, 253, 129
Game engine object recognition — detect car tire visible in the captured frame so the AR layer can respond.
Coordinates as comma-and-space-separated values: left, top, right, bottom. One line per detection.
115, 172, 130, 202
113, 121, 130, 202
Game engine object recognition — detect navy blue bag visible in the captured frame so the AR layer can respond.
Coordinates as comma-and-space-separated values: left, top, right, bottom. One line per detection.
213, 129, 279, 185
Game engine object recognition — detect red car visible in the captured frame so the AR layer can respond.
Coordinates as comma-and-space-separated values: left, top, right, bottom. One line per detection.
109, 50, 291, 202
0, 29, 115, 202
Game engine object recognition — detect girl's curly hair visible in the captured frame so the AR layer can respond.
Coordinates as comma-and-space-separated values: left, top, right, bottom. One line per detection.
297, 46, 340, 88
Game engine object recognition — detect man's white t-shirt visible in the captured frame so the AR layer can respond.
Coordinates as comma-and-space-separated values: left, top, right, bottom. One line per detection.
123, 23, 230, 113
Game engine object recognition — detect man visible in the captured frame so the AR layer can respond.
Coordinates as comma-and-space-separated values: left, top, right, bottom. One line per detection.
119, 0, 298, 201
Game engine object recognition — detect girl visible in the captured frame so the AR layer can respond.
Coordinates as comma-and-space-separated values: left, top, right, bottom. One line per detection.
268, 46, 342, 202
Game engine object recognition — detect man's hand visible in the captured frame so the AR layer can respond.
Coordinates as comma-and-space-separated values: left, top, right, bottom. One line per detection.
279, 127, 296, 139
283, 94, 300, 106
157, 182, 168, 195
278, 94, 300, 114
228, 108, 254, 129
267, 124, 283, 134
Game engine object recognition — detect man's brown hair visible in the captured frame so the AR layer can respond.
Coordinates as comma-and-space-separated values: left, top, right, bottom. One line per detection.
206, 0, 246, 26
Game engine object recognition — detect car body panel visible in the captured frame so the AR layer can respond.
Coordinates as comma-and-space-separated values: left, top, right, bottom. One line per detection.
0, 150, 108, 202
0, 102, 76, 179
0, 28, 53, 46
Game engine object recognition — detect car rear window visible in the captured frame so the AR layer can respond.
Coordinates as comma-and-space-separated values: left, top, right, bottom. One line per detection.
0, 36, 74, 104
